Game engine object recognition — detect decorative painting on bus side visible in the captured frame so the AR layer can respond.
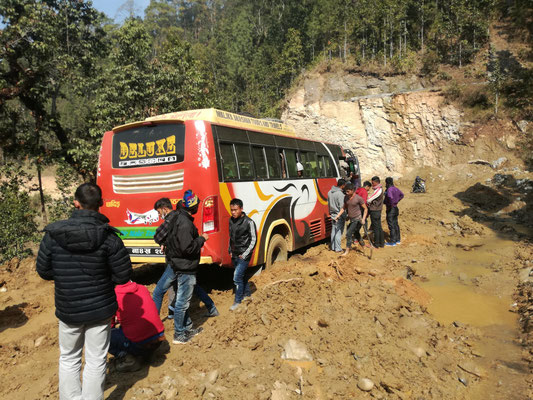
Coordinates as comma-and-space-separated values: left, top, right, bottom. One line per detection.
221, 178, 333, 266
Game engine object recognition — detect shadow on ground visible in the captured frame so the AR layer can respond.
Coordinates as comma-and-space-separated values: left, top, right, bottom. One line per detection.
454, 174, 533, 241
0, 303, 28, 333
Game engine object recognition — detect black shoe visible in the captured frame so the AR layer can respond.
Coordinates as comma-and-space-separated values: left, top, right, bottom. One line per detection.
173, 327, 203, 344
204, 308, 219, 317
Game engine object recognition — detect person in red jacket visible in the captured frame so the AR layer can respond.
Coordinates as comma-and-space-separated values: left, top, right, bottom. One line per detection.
110, 281, 165, 371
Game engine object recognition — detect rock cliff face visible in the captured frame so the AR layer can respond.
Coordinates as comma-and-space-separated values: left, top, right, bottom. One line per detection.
281, 73, 464, 174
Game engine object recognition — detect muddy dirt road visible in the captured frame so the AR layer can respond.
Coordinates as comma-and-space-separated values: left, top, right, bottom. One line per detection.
1, 164, 531, 399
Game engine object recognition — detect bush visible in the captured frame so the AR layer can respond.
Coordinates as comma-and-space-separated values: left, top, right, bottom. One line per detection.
438, 71, 452, 81
0, 164, 39, 263
47, 162, 80, 223
421, 50, 440, 76
444, 82, 463, 102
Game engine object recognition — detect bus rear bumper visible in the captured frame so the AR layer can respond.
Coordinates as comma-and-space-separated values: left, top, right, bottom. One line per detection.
124, 239, 214, 265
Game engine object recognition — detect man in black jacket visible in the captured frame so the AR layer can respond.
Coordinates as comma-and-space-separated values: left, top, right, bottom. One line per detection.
153, 190, 208, 344
36, 183, 132, 400
228, 198, 257, 311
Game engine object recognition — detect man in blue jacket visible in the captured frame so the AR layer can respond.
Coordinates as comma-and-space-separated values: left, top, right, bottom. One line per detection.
36, 183, 132, 400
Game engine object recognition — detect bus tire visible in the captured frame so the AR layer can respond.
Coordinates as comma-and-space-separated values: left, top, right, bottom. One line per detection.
266, 234, 288, 268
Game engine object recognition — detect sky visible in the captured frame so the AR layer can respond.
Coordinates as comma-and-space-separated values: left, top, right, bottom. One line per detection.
90, 0, 151, 22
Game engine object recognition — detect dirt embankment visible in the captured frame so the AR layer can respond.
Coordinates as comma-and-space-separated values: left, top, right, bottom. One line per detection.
0, 163, 532, 400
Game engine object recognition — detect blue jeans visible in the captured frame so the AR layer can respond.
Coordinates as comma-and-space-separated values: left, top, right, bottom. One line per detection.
345, 218, 362, 249
331, 216, 345, 252
168, 284, 217, 315
232, 257, 251, 304
386, 206, 401, 243
173, 273, 196, 334
109, 328, 144, 358
152, 264, 177, 314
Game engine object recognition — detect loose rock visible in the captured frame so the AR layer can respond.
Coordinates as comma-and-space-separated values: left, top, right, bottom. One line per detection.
34, 335, 46, 347
281, 339, 313, 361
357, 377, 374, 391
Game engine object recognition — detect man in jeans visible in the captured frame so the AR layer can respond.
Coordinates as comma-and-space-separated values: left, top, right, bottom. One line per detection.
36, 183, 132, 400
327, 178, 346, 253
384, 177, 404, 246
355, 181, 372, 247
367, 176, 385, 248
152, 191, 208, 344
333, 182, 368, 256
155, 201, 218, 320
228, 198, 257, 311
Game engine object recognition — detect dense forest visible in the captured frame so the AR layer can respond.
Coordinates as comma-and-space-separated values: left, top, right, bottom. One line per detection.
0, 0, 531, 260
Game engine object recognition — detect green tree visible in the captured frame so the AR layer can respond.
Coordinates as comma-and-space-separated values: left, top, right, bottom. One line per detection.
0, 164, 39, 263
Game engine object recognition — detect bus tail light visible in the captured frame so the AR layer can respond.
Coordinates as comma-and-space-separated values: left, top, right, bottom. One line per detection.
202, 196, 219, 233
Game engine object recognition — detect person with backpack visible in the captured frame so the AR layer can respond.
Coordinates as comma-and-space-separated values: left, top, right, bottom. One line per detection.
152, 191, 208, 344
384, 177, 404, 246
36, 183, 132, 400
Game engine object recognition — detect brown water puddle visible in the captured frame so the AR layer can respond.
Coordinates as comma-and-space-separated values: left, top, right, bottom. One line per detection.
421, 280, 516, 327
420, 235, 528, 399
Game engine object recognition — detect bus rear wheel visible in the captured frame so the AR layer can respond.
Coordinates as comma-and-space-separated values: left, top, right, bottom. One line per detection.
266, 234, 288, 268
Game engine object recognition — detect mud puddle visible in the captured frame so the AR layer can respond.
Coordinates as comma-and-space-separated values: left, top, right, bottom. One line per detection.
420, 235, 528, 399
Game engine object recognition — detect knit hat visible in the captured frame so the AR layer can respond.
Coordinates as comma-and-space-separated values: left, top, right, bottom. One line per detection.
183, 189, 199, 210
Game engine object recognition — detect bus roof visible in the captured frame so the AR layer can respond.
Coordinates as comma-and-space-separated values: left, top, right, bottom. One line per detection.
113, 108, 295, 136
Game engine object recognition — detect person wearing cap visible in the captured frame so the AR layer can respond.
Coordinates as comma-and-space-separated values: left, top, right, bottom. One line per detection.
152, 191, 208, 344
296, 161, 304, 177
155, 200, 219, 320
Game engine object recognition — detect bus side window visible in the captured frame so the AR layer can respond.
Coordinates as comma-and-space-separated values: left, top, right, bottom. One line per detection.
220, 143, 238, 180
252, 146, 268, 179
284, 150, 298, 177
265, 147, 281, 179
235, 143, 254, 180
325, 156, 336, 177
279, 152, 287, 178
317, 155, 327, 177
300, 151, 318, 178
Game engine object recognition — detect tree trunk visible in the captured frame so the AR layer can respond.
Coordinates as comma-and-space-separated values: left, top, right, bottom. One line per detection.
37, 161, 48, 225
421, 0, 425, 52
390, 17, 393, 59
362, 31, 366, 61
495, 91, 499, 115
344, 20, 347, 62
383, 19, 387, 66
459, 40, 462, 67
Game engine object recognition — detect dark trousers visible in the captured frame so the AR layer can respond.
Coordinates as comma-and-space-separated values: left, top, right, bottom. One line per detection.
386, 206, 401, 243
369, 210, 384, 247
345, 218, 362, 249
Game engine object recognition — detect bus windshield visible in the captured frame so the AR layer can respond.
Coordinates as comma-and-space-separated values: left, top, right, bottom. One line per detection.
112, 123, 185, 168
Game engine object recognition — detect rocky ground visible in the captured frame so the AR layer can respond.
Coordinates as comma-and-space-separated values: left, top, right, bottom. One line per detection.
0, 162, 531, 400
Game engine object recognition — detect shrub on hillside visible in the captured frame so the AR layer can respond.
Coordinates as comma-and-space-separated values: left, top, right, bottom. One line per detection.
47, 162, 80, 223
0, 164, 39, 263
